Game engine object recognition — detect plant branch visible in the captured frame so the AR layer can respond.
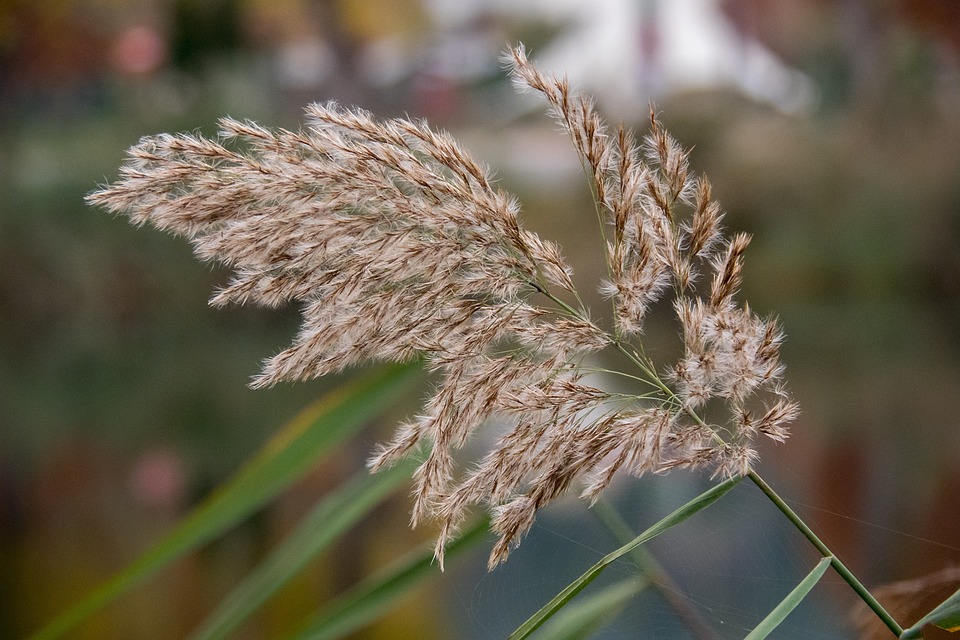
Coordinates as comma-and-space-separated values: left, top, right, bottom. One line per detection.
746, 470, 904, 638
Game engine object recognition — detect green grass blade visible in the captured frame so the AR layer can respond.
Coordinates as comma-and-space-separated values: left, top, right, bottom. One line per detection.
30, 363, 420, 640
743, 556, 832, 640
901, 586, 960, 638
287, 518, 489, 640
509, 476, 741, 640
188, 459, 417, 640
536, 578, 648, 640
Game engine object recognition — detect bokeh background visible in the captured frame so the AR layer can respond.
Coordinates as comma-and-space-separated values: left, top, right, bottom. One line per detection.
2, 1, 960, 638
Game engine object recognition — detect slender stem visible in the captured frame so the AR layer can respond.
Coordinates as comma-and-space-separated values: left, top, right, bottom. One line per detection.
611, 340, 667, 392
746, 470, 903, 638
577, 365, 665, 391
622, 348, 904, 636
573, 151, 620, 329
530, 274, 903, 637
534, 283, 584, 320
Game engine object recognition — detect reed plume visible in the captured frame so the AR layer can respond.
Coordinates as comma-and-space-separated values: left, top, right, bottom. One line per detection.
89, 44, 797, 569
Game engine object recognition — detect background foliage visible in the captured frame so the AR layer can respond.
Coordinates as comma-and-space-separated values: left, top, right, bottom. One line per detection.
2, 1, 959, 637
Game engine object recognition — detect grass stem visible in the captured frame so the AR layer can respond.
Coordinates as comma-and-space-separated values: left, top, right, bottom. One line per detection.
746, 470, 904, 638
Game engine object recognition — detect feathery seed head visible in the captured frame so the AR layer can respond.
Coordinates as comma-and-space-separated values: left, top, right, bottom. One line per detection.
90, 44, 797, 569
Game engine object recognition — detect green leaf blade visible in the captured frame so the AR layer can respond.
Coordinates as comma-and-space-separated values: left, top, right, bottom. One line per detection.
744, 556, 832, 640
901, 586, 960, 639
30, 363, 420, 640
536, 578, 648, 640
188, 459, 417, 640
287, 518, 489, 640
509, 476, 741, 640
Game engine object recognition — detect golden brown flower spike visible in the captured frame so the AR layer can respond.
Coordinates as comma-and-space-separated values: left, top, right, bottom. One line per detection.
89, 44, 797, 569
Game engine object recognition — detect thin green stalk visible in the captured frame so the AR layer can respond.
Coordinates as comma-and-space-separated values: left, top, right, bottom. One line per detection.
615, 341, 903, 637
536, 284, 585, 321
573, 152, 619, 331
665, 382, 902, 636
578, 365, 666, 392
531, 265, 903, 638
746, 470, 903, 638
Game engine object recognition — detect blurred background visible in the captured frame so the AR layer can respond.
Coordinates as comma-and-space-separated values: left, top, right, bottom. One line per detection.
2, 0, 960, 638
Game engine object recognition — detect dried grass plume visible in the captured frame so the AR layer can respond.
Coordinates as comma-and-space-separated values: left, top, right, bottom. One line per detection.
89, 44, 797, 569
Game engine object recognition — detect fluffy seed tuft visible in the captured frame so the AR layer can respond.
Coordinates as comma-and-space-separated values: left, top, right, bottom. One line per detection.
90, 45, 797, 569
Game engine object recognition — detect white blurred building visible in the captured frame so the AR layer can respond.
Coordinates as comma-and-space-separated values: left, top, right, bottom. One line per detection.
423, 0, 817, 115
